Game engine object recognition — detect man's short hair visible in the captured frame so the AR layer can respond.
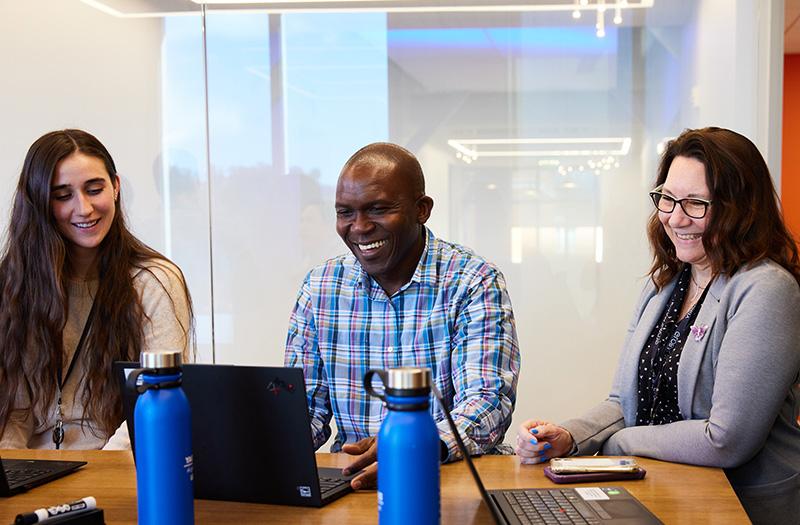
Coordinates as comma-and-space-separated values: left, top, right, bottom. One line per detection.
342, 142, 425, 197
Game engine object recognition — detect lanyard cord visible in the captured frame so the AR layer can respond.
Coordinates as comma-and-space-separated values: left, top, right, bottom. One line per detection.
52, 298, 98, 449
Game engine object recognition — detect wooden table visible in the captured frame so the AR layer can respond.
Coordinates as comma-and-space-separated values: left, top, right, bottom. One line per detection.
0, 450, 749, 523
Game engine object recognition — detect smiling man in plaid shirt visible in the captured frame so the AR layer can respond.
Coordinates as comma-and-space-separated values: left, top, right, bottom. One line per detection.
285, 142, 520, 490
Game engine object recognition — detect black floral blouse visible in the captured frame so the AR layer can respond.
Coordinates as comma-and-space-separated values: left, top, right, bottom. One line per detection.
636, 265, 709, 426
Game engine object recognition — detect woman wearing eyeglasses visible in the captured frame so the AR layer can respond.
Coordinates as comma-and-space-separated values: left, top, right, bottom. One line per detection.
515, 127, 800, 524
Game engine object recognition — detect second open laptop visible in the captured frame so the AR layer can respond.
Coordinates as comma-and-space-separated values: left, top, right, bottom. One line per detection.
0, 455, 86, 497
434, 386, 663, 525
116, 363, 353, 507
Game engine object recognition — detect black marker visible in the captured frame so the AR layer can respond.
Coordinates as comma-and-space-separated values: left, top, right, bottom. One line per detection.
14, 496, 96, 524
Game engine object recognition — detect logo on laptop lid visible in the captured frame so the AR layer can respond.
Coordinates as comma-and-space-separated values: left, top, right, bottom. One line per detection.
267, 378, 296, 396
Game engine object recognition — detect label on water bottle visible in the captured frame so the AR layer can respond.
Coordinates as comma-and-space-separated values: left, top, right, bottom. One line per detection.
377, 490, 384, 512
184, 454, 194, 481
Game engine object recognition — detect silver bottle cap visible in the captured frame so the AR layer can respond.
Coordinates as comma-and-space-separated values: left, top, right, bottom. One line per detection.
386, 368, 431, 390
140, 350, 182, 369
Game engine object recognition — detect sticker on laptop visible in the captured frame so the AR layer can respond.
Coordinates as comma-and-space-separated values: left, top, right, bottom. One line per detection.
575, 487, 610, 501
297, 486, 312, 498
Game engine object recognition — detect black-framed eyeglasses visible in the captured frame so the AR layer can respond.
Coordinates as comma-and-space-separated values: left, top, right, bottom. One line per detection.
649, 184, 712, 219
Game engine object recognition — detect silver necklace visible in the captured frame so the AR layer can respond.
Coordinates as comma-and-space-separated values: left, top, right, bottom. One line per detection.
689, 272, 708, 302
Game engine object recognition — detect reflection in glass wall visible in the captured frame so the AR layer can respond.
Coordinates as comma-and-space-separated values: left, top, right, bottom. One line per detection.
2, 1, 777, 449
283, 13, 389, 187
162, 15, 213, 362
204, 13, 276, 364
151, 0, 774, 443
380, 12, 651, 431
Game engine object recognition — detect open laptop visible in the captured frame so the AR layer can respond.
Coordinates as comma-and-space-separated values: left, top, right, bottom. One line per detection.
0, 455, 86, 496
434, 386, 663, 525
116, 363, 353, 507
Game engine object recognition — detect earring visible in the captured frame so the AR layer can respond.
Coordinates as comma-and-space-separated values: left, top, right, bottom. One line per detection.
114, 189, 119, 200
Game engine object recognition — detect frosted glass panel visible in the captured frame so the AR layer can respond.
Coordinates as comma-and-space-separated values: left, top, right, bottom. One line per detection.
162, 15, 213, 362
190, 1, 775, 440
283, 13, 389, 186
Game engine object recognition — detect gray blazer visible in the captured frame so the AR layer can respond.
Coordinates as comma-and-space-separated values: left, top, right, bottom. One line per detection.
561, 259, 800, 525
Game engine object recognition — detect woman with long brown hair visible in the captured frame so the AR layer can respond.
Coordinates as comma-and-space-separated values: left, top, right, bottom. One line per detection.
0, 129, 193, 449
515, 127, 800, 524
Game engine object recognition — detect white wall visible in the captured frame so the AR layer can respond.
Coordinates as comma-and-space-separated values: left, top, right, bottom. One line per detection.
687, 0, 783, 177
0, 1, 165, 246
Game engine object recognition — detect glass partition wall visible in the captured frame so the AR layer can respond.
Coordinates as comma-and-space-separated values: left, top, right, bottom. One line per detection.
1, 0, 782, 448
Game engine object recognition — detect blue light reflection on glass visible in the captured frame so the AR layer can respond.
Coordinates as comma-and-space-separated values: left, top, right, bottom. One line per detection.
206, 13, 273, 169
283, 13, 389, 186
163, 16, 207, 174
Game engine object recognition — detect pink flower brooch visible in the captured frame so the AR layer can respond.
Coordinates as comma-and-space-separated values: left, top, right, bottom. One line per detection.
690, 324, 709, 342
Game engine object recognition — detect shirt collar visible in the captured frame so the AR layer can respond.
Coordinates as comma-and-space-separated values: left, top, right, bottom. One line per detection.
346, 226, 437, 295
410, 227, 437, 288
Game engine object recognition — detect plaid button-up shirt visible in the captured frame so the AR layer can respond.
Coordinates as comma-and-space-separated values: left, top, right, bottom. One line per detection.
285, 228, 520, 461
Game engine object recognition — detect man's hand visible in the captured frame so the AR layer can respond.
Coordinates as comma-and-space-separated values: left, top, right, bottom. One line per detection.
342, 436, 377, 490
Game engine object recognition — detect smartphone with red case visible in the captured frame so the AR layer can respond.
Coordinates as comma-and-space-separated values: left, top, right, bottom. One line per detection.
543, 466, 647, 484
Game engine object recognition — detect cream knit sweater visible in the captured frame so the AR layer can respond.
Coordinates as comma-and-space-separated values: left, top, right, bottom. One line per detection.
0, 258, 191, 449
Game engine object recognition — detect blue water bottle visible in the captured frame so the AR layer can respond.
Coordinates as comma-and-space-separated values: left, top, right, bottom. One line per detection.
128, 351, 194, 525
365, 367, 440, 525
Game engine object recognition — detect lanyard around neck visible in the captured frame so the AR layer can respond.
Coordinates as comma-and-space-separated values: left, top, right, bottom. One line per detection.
52, 298, 98, 449
57, 298, 98, 391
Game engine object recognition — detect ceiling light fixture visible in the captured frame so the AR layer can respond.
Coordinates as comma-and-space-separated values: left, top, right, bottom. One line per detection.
595, 7, 605, 37
447, 137, 632, 163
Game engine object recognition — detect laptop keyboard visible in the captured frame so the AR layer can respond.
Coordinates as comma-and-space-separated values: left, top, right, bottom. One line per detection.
4, 467, 50, 486
503, 489, 604, 525
319, 476, 350, 495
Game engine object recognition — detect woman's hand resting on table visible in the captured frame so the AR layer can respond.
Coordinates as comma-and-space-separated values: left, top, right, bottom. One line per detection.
514, 419, 575, 464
